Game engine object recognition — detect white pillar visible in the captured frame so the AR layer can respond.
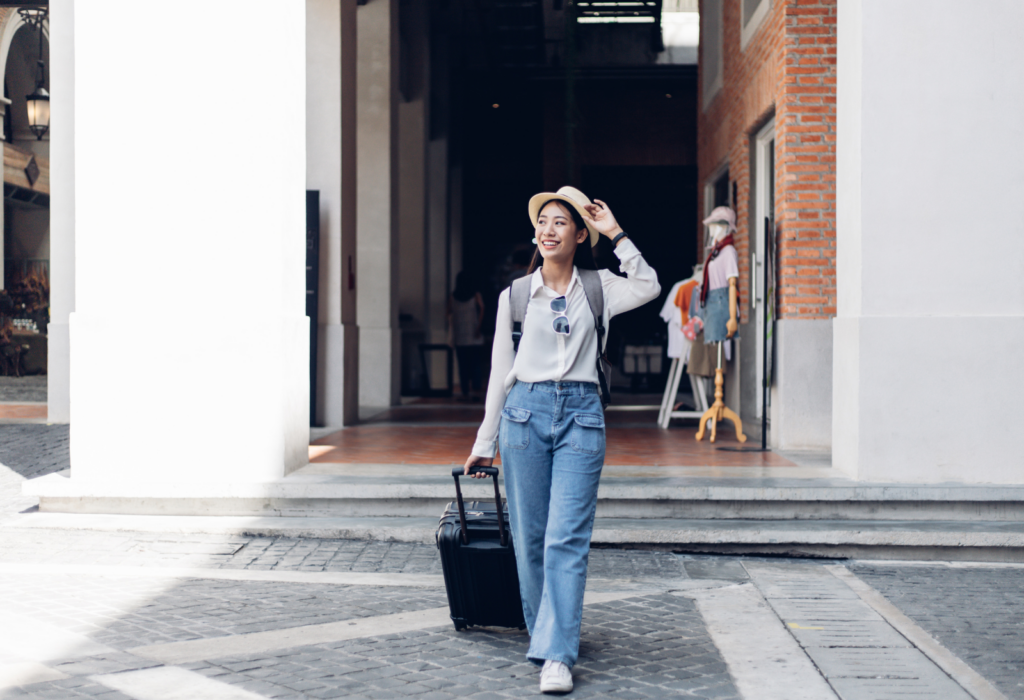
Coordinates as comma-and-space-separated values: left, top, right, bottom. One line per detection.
47, 0, 74, 423
70, 0, 308, 483
356, 0, 400, 407
307, 0, 359, 427
834, 0, 1024, 484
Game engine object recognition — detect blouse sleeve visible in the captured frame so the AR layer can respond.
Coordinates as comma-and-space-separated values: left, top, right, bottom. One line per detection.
601, 238, 662, 318
470, 289, 515, 459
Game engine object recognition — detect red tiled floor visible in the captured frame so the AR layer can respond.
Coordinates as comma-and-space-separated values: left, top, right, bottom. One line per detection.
0, 404, 47, 420
310, 424, 795, 467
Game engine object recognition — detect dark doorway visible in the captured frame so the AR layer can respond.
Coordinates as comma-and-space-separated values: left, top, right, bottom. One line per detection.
583, 165, 698, 350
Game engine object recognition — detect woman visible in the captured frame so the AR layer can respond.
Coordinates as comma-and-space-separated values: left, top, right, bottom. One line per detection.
463, 186, 660, 694
448, 271, 485, 400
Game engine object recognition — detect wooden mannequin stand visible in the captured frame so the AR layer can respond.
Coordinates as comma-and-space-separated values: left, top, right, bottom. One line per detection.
695, 341, 746, 443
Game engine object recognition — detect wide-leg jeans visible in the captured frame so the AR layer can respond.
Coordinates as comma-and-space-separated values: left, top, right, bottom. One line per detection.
499, 380, 605, 668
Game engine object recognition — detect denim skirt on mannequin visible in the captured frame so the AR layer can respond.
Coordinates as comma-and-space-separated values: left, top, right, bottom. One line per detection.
701, 287, 731, 343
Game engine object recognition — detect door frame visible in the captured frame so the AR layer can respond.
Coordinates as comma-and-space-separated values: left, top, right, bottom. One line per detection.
752, 118, 775, 417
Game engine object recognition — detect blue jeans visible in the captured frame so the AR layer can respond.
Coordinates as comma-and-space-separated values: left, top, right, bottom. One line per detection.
499, 380, 605, 668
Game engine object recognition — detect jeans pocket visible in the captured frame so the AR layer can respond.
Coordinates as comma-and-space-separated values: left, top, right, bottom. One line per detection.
501, 407, 532, 450
571, 413, 605, 455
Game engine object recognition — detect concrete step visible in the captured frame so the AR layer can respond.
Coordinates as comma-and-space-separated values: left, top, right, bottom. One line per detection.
25, 471, 1024, 522
6, 512, 1024, 561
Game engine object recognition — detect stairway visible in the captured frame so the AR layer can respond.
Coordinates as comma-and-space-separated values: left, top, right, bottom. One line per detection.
21, 465, 1024, 561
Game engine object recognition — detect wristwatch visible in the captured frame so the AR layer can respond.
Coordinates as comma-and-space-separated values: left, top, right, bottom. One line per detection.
611, 232, 628, 246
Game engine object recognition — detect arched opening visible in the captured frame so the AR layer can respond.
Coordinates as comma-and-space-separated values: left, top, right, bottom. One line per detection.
1, 18, 50, 380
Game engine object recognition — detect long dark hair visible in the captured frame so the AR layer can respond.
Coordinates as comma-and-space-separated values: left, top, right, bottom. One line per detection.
527, 200, 598, 274
452, 271, 477, 302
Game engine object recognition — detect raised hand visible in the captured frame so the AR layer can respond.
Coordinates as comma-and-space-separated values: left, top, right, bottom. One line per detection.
581, 199, 624, 238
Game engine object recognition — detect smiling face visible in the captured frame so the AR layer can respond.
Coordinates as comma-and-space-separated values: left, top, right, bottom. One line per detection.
536, 201, 587, 264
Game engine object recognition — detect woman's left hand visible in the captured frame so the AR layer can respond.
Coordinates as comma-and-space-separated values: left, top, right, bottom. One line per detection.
582, 199, 624, 239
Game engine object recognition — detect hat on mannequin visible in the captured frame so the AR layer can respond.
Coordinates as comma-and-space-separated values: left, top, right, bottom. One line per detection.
702, 205, 737, 234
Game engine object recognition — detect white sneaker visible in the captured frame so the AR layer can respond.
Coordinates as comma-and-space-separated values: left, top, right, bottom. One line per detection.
539, 660, 573, 694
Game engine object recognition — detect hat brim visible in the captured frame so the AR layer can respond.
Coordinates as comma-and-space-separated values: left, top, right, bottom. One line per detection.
702, 213, 737, 234
528, 193, 600, 248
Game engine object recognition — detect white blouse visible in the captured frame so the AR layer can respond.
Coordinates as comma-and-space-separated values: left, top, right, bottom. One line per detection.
471, 239, 660, 458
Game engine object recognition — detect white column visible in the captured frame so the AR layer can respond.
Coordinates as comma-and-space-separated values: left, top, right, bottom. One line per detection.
834, 0, 1024, 483
307, 0, 359, 427
356, 0, 400, 407
47, 0, 74, 423
70, 0, 308, 483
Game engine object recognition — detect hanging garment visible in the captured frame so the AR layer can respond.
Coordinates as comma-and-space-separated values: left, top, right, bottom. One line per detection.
660, 279, 697, 360
674, 279, 698, 325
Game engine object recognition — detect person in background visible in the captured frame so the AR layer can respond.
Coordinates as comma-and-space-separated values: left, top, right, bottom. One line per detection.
508, 248, 533, 284
449, 271, 485, 401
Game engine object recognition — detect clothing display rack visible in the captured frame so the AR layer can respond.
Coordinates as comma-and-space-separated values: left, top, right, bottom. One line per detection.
657, 357, 709, 427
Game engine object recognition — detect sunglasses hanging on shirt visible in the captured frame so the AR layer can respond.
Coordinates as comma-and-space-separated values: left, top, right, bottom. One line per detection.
550, 296, 570, 336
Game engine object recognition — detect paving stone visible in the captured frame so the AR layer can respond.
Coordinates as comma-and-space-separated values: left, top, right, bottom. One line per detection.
852, 563, 1024, 700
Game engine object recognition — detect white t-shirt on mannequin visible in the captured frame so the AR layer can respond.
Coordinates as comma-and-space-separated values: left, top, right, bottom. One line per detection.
706, 245, 739, 290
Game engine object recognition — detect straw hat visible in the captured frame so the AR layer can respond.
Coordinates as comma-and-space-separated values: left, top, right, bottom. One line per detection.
528, 186, 600, 248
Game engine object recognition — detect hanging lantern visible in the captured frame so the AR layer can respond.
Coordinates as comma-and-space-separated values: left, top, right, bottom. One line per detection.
26, 72, 49, 140
18, 8, 50, 140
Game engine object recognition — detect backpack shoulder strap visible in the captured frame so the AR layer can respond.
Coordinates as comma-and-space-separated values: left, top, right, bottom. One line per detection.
578, 269, 605, 347
509, 277, 531, 353
579, 269, 612, 408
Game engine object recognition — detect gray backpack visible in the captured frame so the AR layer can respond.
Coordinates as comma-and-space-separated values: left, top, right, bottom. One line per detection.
508, 269, 612, 408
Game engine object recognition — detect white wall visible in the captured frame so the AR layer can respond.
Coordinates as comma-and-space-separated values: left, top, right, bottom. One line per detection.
307, 0, 358, 427
71, 0, 309, 483
47, 0, 74, 423
835, 0, 1024, 483
356, 0, 401, 407
771, 319, 832, 451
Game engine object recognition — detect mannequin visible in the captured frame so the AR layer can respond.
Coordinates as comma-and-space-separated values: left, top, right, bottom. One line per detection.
658, 265, 708, 427
695, 208, 746, 443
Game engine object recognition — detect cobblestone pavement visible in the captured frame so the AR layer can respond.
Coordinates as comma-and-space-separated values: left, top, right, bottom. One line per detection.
0, 425, 70, 480
1, 429, 1022, 699
853, 563, 1024, 699
175, 594, 736, 700
1, 573, 450, 648
0, 578, 738, 700
0, 424, 69, 523
0, 530, 696, 579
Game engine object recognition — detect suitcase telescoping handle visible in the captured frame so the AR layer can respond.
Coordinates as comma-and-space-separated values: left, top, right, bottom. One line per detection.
451, 466, 508, 547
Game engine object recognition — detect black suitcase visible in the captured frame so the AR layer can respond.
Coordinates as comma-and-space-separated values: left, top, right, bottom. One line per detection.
436, 466, 525, 631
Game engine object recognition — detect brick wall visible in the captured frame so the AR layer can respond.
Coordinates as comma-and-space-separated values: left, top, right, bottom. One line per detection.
697, 0, 836, 321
